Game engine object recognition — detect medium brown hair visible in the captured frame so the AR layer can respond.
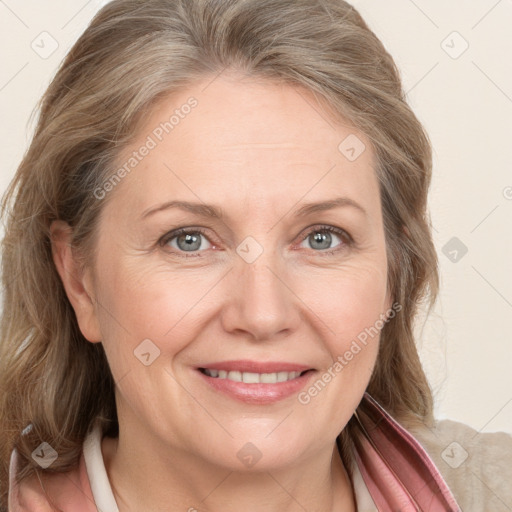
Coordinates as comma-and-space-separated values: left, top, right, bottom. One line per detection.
0, 0, 438, 504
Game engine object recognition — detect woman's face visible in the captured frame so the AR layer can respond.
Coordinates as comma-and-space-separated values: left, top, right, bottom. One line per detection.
75, 72, 392, 470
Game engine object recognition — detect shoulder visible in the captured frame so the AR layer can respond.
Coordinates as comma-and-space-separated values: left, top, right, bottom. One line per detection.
8, 448, 96, 512
408, 418, 512, 512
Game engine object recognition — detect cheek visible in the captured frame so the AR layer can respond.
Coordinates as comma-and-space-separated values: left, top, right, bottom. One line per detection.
299, 261, 389, 346
93, 256, 222, 358
294, 267, 388, 428
299, 265, 387, 394
295, 261, 388, 408
334, 274, 388, 346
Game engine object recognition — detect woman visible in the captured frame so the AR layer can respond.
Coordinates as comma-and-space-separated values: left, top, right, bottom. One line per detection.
1, 0, 510, 510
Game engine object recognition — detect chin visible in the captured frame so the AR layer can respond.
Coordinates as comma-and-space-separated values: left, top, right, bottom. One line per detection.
192, 429, 319, 473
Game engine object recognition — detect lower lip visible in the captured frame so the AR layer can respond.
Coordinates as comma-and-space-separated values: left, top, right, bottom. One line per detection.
196, 369, 315, 404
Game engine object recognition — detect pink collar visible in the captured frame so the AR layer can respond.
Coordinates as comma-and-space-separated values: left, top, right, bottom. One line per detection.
347, 393, 461, 511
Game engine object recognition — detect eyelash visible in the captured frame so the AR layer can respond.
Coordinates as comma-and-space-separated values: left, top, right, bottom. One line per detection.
158, 225, 354, 259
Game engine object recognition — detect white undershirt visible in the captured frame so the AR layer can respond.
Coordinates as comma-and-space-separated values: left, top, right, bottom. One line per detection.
82, 422, 119, 512
83, 422, 377, 512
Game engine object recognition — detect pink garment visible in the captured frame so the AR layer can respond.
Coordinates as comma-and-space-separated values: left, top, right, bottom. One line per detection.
8, 446, 98, 511
352, 393, 461, 511
8, 393, 461, 511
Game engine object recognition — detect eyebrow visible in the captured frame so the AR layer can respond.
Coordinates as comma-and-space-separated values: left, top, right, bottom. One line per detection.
140, 197, 367, 220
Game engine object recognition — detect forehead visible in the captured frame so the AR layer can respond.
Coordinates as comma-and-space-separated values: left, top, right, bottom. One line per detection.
108, 73, 380, 221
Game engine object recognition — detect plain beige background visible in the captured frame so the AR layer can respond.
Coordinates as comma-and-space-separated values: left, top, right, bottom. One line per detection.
0, 0, 511, 434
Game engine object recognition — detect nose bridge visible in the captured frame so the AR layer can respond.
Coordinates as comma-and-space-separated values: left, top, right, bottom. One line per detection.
221, 236, 299, 339
238, 237, 288, 310
244, 253, 283, 298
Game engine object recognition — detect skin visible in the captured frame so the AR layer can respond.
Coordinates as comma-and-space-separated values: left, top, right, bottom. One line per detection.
51, 71, 392, 511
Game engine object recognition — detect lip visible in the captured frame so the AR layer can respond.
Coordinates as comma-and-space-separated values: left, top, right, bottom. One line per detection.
196, 360, 315, 404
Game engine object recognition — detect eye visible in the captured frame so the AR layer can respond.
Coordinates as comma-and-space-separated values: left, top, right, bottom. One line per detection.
298, 225, 352, 254
158, 224, 353, 258
159, 228, 214, 256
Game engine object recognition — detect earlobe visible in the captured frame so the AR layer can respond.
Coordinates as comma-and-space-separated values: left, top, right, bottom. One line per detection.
50, 220, 102, 343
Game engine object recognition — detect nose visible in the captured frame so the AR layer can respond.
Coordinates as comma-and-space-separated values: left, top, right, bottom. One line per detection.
219, 251, 301, 342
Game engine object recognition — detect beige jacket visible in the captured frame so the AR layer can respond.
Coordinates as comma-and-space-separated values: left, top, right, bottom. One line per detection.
410, 418, 512, 511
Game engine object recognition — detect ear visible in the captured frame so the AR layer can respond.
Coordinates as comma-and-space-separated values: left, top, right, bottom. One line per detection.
50, 220, 102, 343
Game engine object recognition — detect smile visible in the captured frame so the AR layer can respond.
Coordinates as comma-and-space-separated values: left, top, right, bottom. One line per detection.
196, 361, 316, 404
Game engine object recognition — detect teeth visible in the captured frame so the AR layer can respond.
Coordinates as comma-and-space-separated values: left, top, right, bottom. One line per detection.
202, 369, 302, 383
260, 373, 278, 384
242, 372, 260, 383
228, 370, 242, 382
277, 371, 289, 382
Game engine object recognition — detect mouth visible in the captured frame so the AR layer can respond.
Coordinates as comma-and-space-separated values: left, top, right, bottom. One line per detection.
195, 361, 316, 404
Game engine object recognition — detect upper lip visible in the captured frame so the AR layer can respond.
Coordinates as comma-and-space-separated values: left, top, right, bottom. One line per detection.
198, 360, 314, 373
